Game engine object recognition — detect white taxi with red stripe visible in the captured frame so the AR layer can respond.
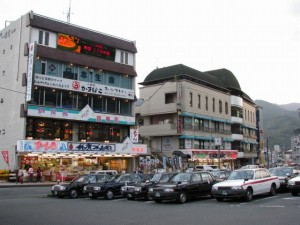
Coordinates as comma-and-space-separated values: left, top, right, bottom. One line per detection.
211, 168, 280, 202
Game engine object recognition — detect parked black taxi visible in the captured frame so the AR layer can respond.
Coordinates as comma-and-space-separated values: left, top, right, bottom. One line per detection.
85, 173, 143, 200
51, 174, 111, 198
148, 171, 216, 204
121, 172, 177, 200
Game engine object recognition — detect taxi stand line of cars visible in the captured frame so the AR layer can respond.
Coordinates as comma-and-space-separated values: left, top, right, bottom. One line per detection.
51, 167, 299, 203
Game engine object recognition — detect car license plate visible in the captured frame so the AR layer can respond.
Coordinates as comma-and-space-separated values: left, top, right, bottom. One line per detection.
89, 193, 92, 197
155, 193, 160, 197
54, 191, 57, 195
127, 194, 132, 198
221, 191, 227, 195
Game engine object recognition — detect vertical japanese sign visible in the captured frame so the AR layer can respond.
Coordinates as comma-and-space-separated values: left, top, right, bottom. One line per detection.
130, 127, 139, 143
26, 42, 35, 101
1, 150, 9, 166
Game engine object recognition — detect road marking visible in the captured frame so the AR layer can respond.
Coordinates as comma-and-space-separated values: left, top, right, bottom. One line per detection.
259, 205, 285, 208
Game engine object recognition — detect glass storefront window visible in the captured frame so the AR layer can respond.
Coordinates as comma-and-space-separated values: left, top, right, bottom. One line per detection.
93, 96, 104, 112
107, 98, 119, 114
183, 117, 193, 130
62, 91, 75, 109
78, 93, 90, 110
45, 89, 58, 107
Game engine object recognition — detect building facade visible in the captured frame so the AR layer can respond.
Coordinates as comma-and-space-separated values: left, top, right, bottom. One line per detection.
136, 64, 258, 170
0, 11, 148, 178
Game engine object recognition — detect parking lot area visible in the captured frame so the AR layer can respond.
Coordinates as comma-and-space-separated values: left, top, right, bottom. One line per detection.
0, 187, 300, 225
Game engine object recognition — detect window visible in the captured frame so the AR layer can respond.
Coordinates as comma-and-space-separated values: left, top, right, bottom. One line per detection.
165, 93, 175, 104
219, 100, 222, 113
205, 96, 208, 111
120, 51, 129, 64
2, 49, 5, 54
225, 102, 228, 114
198, 95, 201, 108
41, 61, 46, 75
189, 92, 193, 107
212, 98, 215, 112
38, 30, 49, 46
93, 96, 104, 112
38, 30, 43, 44
63, 66, 77, 80
192, 173, 201, 182
183, 117, 193, 130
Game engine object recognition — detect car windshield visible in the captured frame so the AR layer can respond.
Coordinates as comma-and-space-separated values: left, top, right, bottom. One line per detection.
170, 173, 192, 182
150, 173, 162, 182
269, 168, 293, 176
227, 170, 254, 180
72, 175, 86, 183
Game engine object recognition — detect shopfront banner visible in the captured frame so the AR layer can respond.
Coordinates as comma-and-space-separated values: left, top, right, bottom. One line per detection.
27, 105, 135, 125
1, 150, 9, 166
17, 140, 68, 152
34, 74, 134, 100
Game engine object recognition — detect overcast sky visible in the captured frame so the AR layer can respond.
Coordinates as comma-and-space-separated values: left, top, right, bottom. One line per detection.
1, 0, 299, 105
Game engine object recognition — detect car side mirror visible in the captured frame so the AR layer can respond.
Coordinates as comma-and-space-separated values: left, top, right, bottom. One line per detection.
286, 173, 291, 178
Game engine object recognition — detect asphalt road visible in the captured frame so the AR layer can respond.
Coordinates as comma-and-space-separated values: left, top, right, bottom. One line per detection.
0, 187, 299, 225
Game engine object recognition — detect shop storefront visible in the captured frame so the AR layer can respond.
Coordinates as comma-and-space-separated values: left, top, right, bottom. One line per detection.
16, 137, 147, 181
178, 149, 238, 170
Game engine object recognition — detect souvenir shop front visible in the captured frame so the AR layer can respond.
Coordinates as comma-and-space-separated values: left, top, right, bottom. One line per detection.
179, 149, 238, 170
16, 138, 147, 181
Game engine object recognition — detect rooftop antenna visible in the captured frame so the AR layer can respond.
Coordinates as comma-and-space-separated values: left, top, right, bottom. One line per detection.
64, 0, 73, 23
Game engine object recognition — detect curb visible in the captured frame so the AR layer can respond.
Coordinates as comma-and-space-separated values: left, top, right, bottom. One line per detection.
0, 182, 56, 188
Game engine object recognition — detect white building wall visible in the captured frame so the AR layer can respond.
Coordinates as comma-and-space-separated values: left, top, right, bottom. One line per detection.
0, 16, 29, 170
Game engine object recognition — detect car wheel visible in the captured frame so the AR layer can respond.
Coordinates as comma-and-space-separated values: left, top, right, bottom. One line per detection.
291, 191, 298, 196
245, 188, 253, 202
105, 189, 114, 200
69, 189, 78, 199
177, 191, 187, 204
90, 195, 97, 199
145, 194, 153, 201
154, 199, 162, 203
216, 197, 224, 202
269, 184, 276, 196
127, 196, 135, 200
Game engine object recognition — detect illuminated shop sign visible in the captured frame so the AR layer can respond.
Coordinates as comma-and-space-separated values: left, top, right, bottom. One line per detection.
17, 140, 68, 152
57, 33, 116, 61
34, 74, 134, 100
27, 105, 135, 125
192, 150, 238, 160
17, 138, 147, 155
68, 142, 116, 153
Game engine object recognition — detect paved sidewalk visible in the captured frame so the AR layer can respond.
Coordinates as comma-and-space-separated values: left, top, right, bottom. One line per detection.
0, 181, 57, 188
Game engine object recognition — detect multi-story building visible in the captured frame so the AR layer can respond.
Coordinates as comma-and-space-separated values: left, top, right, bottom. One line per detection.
136, 64, 258, 170
291, 128, 300, 165
0, 11, 147, 177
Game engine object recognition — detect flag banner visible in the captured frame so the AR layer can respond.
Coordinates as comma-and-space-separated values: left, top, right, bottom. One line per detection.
1, 150, 9, 166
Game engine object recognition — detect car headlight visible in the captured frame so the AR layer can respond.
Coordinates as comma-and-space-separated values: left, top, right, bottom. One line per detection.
148, 188, 153, 192
84, 186, 87, 191
231, 186, 243, 190
164, 188, 174, 192
135, 187, 141, 192
94, 186, 101, 191
288, 180, 295, 185
121, 186, 126, 191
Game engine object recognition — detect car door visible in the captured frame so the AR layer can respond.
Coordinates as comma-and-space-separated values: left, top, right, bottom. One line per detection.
190, 173, 202, 197
201, 172, 214, 195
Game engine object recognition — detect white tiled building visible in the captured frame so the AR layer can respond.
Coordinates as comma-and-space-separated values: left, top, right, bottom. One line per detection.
0, 11, 147, 175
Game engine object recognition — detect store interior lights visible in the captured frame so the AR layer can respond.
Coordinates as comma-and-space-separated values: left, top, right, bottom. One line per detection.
81, 139, 86, 142
27, 137, 33, 140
